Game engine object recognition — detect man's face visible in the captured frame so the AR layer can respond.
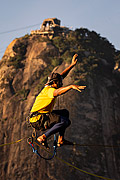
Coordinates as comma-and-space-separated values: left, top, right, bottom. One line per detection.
53, 78, 63, 89
52, 77, 63, 89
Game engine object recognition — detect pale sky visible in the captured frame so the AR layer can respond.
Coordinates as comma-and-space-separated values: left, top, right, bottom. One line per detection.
0, 0, 120, 59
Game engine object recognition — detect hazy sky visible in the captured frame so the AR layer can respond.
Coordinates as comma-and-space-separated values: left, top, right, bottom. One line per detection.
0, 0, 120, 59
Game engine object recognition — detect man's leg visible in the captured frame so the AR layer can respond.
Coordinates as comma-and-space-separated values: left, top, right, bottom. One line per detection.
37, 109, 71, 143
45, 115, 71, 138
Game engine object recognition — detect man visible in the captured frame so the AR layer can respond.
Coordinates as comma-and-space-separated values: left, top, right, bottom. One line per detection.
30, 54, 86, 147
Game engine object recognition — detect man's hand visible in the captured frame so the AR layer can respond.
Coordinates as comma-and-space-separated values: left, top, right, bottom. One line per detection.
71, 54, 78, 66
72, 85, 86, 92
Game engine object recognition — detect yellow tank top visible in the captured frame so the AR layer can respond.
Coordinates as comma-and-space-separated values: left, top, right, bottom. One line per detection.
30, 86, 56, 123
31, 86, 56, 113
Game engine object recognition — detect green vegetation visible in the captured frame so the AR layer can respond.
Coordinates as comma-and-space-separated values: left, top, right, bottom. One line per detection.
36, 36, 52, 43
9, 55, 24, 69
7, 27, 119, 91
15, 88, 30, 101
9, 38, 28, 69
51, 28, 117, 83
52, 36, 69, 53
22, 33, 31, 39
35, 76, 48, 92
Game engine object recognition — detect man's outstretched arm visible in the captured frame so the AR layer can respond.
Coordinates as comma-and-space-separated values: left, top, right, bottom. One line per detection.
60, 54, 78, 79
53, 85, 86, 97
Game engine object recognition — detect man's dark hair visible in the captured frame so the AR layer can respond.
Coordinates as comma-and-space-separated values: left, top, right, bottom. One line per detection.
47, 73, 62, 85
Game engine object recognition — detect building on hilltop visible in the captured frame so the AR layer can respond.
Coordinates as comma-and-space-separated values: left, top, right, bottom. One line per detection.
31, 18, 70, 39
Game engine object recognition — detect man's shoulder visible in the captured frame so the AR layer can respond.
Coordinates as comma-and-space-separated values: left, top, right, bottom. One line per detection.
45, 86, 55, 90
40, 86, 55, 94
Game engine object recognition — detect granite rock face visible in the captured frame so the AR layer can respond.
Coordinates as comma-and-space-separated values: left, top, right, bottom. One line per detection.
0, 32, 120, 180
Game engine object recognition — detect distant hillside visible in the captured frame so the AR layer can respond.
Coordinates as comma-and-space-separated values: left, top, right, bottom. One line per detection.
0, 28, 120, 180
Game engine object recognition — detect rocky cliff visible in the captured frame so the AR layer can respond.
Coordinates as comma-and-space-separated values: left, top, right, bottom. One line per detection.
0, 29, 120, 180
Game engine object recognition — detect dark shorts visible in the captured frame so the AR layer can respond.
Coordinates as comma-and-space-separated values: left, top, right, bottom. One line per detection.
30, 109, 69, 131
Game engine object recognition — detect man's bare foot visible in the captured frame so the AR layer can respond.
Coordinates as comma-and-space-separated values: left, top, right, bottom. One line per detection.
57, 136, 73, 147
37, 134, 46, 143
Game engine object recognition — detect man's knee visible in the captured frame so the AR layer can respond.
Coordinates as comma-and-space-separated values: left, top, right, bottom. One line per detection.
61, 109, 69, 118
61, 116, 71, 127
67, 119, 71, 127
65, 119, 71, 128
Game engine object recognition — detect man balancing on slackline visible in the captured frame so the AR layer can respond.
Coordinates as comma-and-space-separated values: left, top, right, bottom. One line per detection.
29, 54, 86, 147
